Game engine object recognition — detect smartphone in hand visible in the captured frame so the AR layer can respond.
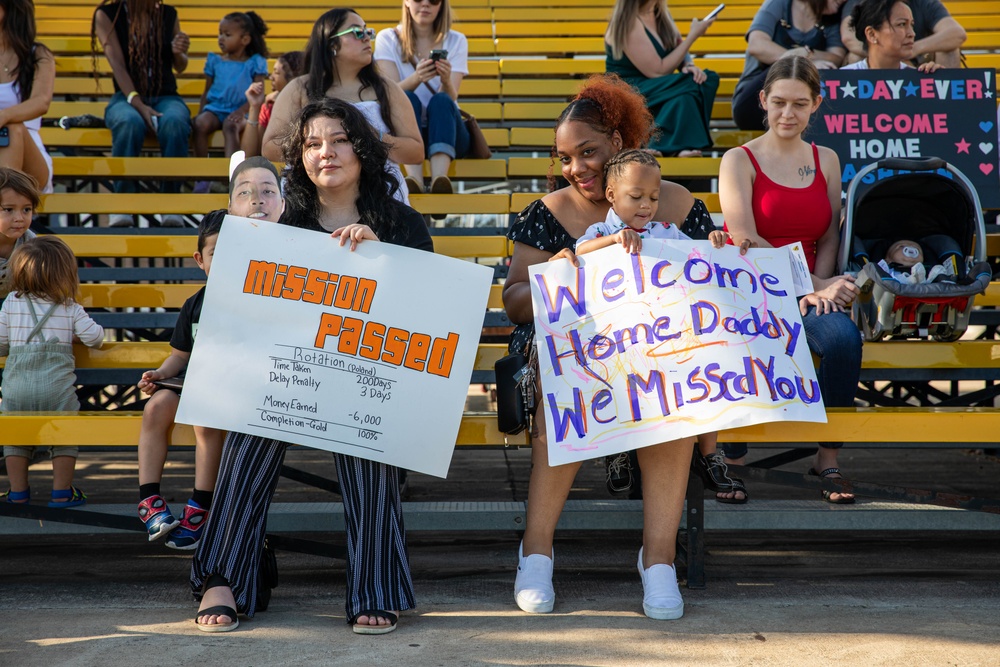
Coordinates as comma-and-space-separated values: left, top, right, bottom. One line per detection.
0, 127, 9, 148
703, 3, 725, 21
429, 49, 448, 61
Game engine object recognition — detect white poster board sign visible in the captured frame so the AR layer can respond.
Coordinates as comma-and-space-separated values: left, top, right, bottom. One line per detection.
175, 216, 493, 477
529, 241, 826, 466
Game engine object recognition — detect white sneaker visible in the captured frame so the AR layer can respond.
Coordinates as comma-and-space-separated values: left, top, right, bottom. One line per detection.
637, 547, 683, 620
109, 214, 134, 227
514, 542, 554, 613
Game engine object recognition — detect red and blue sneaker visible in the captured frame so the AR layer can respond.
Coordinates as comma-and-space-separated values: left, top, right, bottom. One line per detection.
165, 500, 208, 551
138, 495, 180, 541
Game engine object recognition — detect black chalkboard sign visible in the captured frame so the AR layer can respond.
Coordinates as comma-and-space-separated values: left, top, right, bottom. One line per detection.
804, 68, 998, 208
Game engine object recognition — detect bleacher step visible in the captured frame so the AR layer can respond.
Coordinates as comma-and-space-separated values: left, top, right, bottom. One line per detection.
2, 499, 998, 535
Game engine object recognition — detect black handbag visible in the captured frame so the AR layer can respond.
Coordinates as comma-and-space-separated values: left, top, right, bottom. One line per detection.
495, 345, 535, 436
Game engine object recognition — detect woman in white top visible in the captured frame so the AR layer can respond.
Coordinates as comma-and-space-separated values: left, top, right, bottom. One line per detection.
375, 0, 469, 198
0, 1, 54, 193
841, 0, 941, 71
261, 8, 423, 205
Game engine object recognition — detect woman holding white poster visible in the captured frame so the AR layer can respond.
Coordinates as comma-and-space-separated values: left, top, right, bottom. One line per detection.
503, 74, 717, 621
191, 98, 433, 634
718, 55, 862, 504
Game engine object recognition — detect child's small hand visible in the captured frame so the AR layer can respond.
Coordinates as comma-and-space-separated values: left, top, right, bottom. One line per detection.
332, 224, 379, 251
245, 81, 265, 107
615, 229, 643, 254
138, 370, 162, 395
708, 230, 730, 248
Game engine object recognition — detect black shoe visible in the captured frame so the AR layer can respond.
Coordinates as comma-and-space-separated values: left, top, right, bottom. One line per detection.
692, 452, 738, 492
605, 452, 634, 495
58, 114, 105, 130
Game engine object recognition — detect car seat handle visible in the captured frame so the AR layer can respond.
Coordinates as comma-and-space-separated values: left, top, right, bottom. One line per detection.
877, 157, 946, 172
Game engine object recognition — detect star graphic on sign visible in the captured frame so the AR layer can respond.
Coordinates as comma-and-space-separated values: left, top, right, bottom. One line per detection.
987, 90, 994, 99
955, 138, 971, 154
840, 81, 857, 98
903, 81, 919, 96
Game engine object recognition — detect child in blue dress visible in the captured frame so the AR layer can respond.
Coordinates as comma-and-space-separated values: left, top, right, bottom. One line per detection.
193, 11, 269, 193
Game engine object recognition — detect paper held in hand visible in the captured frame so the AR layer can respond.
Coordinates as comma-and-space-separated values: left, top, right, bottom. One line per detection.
175, 216, 494, 478
529, 240, 827, 467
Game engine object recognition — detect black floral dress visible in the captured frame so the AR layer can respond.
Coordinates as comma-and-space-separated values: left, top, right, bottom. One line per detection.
505, 197, 715, 353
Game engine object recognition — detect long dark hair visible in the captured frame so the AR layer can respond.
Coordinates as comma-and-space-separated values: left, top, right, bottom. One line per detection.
1, 0, 48, 100
91, 0, 165, 97
223, 11, 269, 58
302, 8, 395, 134
281, 98, 402, 239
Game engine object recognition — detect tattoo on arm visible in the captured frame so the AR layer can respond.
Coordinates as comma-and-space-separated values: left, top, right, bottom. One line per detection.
798, 164, 816, 180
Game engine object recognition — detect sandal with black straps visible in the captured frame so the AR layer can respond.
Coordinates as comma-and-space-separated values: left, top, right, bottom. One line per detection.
809, 467, 856, 505
351, 609, 398, 635
693, 453, 749, 503
196, 574, 239, 633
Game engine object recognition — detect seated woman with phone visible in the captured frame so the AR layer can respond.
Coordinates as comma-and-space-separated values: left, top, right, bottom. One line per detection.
0, 0, 56, 193
375, 0, 470, 206
605, 0, 720, 157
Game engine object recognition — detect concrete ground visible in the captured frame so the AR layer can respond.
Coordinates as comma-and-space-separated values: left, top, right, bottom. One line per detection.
1, 446, 999, 666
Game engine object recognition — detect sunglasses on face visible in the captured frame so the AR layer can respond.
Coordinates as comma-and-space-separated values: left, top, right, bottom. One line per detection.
333, 26, 376, 41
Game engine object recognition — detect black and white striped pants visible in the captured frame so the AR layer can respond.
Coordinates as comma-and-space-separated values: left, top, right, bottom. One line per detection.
190, 431, 416, 620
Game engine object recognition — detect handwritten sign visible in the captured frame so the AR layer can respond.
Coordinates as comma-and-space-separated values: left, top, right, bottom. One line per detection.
529, 242, 826, 467
804, 68, 998, 207
175, 216, 493, 478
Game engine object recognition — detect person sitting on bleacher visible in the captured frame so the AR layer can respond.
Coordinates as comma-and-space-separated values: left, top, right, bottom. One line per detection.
0, 167, 37, 305
240, 51, 304, 158
732, 0, 848, 131
840, 0, 943, 72
374, 0, 470, 202
191, 11, 269, 194
841, 0, 965, 68
503, 74, 711, 620
135, 211, 226, 550
261, 8, 424, 206
0, 0, 54, 194
604, 0, 719, 157
0, 235, 105, 508
192, 99, 432, 635
92, 0, 192, 227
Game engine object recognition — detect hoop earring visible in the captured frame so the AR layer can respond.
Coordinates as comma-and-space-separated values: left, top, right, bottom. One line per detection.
331, 48, 337, 56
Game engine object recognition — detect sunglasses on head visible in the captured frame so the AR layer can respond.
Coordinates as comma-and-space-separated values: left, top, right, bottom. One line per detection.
333, 26, 376, 41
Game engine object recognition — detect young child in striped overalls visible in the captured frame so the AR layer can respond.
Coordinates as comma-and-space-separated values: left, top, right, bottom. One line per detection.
0, 235, 105, 506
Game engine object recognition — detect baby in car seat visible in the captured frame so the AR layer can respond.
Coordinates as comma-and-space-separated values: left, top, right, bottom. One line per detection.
878, 239, 956, 284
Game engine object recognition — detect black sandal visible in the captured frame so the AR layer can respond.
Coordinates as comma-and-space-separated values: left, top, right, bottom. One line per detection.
715, 477, 749, 504
351, 609, 398, 635
809, 467, 856, 505
196, 574, 239, 633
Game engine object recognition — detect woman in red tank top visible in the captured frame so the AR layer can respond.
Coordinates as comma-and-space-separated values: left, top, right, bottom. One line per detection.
710, 56, 863, 504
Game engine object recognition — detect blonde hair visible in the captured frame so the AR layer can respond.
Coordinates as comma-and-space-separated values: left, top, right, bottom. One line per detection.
10, 236, 80, 305
607, 0, 680, 61
398, 0, 453, 63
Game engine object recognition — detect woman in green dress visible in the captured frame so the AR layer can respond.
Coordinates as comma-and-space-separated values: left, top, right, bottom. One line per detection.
605, 0, 719, 157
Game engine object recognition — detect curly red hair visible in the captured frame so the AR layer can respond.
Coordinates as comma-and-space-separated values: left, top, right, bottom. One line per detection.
556, 74, 655, 150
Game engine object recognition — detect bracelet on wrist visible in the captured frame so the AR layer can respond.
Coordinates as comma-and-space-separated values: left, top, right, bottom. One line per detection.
126, 91, 139, 105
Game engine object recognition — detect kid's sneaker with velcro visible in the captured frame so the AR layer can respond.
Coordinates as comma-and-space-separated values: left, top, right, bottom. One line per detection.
138, 495, 180, 541
165, 500, 208, 550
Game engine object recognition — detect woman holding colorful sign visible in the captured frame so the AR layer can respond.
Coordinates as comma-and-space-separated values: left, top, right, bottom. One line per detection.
841, 0, 943, 72
503, 74, 717, 620
191, 99, 432, 634
718, 55, 862, 504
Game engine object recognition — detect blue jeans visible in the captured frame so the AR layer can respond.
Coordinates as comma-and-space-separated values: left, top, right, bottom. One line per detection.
405, 90, 469, 159
105, 92, 192, 193
721, 307, 863, 459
